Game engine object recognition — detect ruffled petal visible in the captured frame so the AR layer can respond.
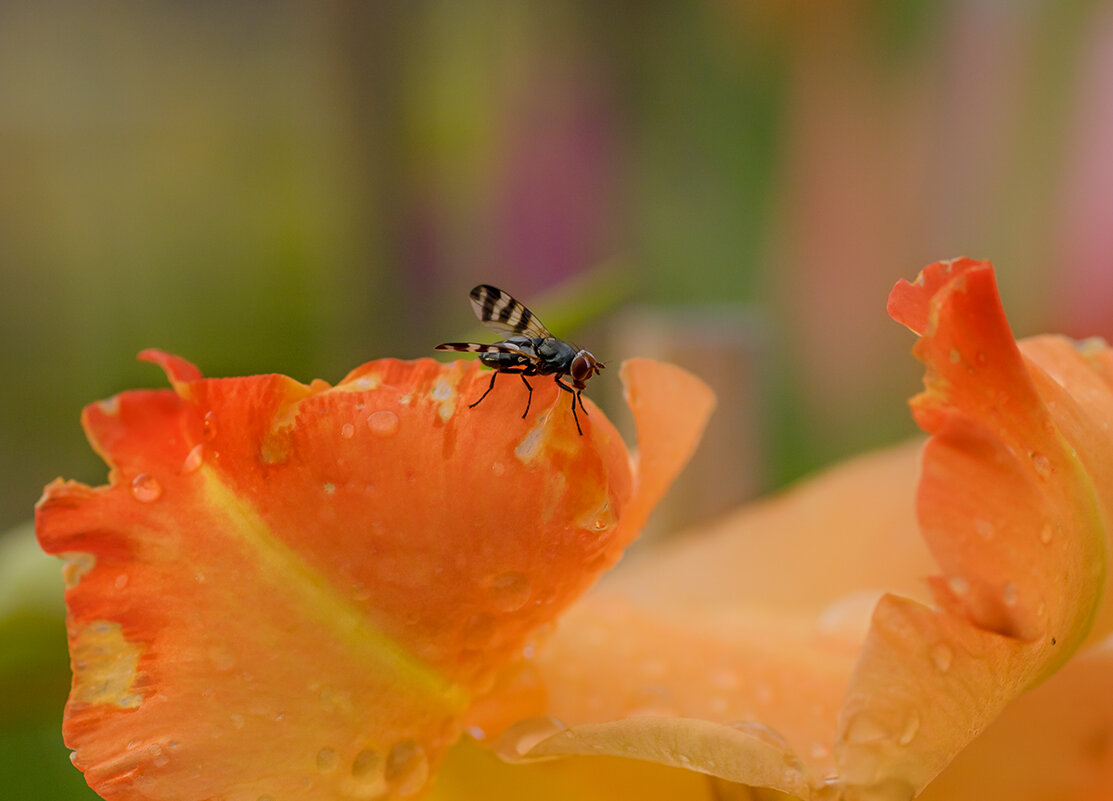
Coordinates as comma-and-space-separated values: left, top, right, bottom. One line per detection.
920, 638, 1113, 800
462, 441, 927, 794
36, 352, 709, 800
836, 259, 1110, 794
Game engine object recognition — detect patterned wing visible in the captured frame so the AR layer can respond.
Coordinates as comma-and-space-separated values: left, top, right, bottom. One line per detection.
434, 341, 537, 357
468, 285, 552, 339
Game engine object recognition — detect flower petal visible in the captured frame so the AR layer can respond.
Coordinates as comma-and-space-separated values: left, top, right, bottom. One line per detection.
836, 259, 1110, 793
466, 441, 928, 794
920, 638, 1113, 800
36, 352, 708, 800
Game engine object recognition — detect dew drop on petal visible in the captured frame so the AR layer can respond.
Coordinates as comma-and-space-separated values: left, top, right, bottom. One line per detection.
929, 643, 954, 673
1029, 451, 1052, 479
898, 712, 920, 746
1002, 581, 1019, 607
491, 461, 506, 476
113, 573, 128, 590
974, 519, 995, 539
844, 713, 889, 745
495, 716, 568, 760
947, 575, 970, 597
487, 571, 531, 612
130, 474, 163, 503
385, 740, 428, 796
340, 423, 355, 440
351, 748, 381, 780
1040, 523, 1055, 545
729, 720, 791, 751
181, 444, 204, 474
316, 747, 339, 773
367, 410, 399, 437
202, 411, 218, 441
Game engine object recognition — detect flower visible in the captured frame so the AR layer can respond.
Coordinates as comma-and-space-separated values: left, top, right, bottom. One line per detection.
431, 259, 1113, 799
35, 350, 714, 800
37, 258, 1113, 800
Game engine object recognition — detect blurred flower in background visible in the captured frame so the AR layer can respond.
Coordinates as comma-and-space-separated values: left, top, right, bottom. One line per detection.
3, 1, 1113, 798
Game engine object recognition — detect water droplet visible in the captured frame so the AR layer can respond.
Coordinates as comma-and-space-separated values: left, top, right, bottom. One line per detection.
126, 739, 140, 750
202, 411, 218, 441
316, 747, 338, 773
929, 643, 954, 672
949, 348, 961, 364
113, 573, 128, 590
495, 717, 568, 761
898, 712, 920, 745
947, 575, 970, 597
130, 474, 163, 503
974, 519, 995, 539
147, 743, 170, 768
351, 748, 381, 779
1040, 523, 1055, 545
487, 572, 531, 612
385, 740, 428, 796
810, 742, 831, 759
367, 410, 399, 437
816, 590, 881, 643
844, 713, 889, 745
1029, 451, 1052, 478
465, 725, 486, 741
230, 713, 245, 729
729, 721, 791, 750
491, 461, 506, 476
340, 422, 355, 440
323, 482, 336, 496
1002, 581, 1019, 607
181, 444, 204, 474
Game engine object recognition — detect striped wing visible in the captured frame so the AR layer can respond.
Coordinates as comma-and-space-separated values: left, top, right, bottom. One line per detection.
434, 341, 536, 357
468, 284, 552, 339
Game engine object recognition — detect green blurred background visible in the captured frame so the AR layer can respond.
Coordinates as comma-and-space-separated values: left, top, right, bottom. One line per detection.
3, 1, 1113, 797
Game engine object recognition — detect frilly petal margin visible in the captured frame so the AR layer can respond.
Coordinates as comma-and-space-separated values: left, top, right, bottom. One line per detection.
836, 259, 1110, 796
35, 352, 712, 801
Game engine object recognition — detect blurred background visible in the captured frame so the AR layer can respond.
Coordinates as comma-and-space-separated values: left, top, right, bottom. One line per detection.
3, 1, 1112, 797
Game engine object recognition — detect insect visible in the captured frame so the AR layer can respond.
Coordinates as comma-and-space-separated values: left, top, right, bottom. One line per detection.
435, 284, 605, 435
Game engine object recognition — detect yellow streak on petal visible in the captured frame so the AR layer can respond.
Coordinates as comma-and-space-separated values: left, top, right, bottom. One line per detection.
199, 468, 471, 712
71, 620, 143, 709
430, 373, 461, 422
61, 551, 96, 588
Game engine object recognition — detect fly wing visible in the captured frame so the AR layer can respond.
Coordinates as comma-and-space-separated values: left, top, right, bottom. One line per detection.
468, 284, 552, 339
435, 341, 535, 356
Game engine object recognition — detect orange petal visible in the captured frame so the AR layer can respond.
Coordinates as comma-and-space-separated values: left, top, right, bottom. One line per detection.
837, 259, 1110, 793
920, 639, 1113, 800
465, 441, 927, 793
36, 352, 709, 800
428, 735, 718, 801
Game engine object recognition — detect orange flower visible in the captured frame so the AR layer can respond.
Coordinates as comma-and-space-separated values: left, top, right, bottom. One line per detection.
427, 259, 1112, 799
35, 351, 714, 800
37, 258, 1113, 800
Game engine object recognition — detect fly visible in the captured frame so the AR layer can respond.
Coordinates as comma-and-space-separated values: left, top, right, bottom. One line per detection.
435, 284, 604, 435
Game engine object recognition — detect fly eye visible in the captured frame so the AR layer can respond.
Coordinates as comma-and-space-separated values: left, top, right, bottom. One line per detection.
571, 353, 594, 383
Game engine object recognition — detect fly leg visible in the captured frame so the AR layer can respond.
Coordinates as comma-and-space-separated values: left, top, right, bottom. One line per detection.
519, 374, 534, 418
469, 371, 498, 408
554, 377, 584, 436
